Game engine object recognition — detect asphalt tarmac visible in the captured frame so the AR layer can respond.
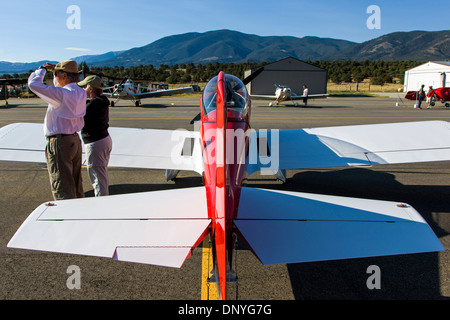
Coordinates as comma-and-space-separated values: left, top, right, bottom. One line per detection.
1, 94, 449, 302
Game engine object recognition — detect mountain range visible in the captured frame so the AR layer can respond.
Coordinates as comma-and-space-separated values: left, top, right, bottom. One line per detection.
1, 29, 449, 74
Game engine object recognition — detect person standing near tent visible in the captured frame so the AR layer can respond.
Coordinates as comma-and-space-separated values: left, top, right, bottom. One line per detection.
417, 84, 426, 109
427, 85, 435, 109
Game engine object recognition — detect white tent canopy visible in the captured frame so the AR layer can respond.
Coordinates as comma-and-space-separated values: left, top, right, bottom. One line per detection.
404, 61, 450, 92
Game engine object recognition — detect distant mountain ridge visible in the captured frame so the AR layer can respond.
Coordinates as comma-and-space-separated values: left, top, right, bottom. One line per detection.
91, 29, 356, 68
0, 60, 58, 74
1, 29, 449, 73
327, 30, 450, 61
71, 50, 125, 65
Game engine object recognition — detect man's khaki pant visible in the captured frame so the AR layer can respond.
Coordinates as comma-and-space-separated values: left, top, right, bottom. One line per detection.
45, 133, 84, 200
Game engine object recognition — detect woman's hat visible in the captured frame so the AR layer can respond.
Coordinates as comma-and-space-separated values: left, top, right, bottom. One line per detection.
77, 75, 104, 89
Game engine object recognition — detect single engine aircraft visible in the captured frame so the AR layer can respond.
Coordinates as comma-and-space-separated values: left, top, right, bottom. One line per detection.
251, 84, 328, 106
1, 71, 449, 300
405, 87, 450, 107
428, 87, 450, 107
103, 77, 194, 107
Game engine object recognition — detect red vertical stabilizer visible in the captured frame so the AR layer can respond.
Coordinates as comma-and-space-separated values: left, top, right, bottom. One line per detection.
214, 71, 227, 299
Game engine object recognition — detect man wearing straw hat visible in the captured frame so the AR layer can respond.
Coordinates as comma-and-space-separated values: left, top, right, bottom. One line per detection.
28, 60, 86, 200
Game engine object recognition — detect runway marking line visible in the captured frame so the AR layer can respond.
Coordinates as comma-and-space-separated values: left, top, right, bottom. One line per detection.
201, 237, 218, 300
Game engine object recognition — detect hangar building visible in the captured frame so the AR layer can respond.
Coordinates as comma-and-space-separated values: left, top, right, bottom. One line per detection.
244, 57, 327, 96
403, 61, 450, 92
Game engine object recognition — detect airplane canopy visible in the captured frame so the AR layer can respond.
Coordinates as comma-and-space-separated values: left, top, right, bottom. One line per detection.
202, 74, 249, 120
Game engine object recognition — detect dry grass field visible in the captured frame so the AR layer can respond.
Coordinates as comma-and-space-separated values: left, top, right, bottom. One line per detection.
173, 78, 404, 94
327, 79, 403, 93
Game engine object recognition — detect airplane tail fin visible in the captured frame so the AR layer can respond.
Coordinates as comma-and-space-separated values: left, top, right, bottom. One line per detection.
234, 187, 443, 265
212, 71, 228, 300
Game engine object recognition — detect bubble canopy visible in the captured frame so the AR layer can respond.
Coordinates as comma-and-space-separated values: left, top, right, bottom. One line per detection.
202, 74, 250, 120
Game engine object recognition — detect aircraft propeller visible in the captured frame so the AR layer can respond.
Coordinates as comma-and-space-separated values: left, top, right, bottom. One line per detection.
242, 67, 264, 86
112, 77, 129, 97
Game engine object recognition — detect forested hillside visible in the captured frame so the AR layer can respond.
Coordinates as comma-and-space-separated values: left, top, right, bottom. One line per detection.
2, 60, 424, 87
86, 60, 423, 85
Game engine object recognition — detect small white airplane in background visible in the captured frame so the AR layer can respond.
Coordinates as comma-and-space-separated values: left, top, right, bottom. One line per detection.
252, 84, 328, 107
103, 77, 194, 107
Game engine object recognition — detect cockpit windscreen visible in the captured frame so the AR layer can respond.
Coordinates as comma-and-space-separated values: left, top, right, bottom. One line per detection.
202, 74, 249, 117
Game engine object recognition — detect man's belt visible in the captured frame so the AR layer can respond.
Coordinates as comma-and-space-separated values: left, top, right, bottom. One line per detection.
46, 133, 77, 139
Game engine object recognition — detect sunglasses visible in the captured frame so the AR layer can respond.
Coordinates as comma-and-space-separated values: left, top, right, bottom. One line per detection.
53, 71, 66, 77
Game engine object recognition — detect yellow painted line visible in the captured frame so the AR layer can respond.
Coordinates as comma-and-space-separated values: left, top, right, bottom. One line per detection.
201, 237, 218, 300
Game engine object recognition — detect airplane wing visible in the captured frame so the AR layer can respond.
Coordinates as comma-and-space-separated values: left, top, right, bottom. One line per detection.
250, 93, 328, 100
290, 93, 329, 100
107, 126, 203, 173
250, 94, 278, 99
247, 121, 450, 175
102, 92, 116, 98
0, 123, 47, 163
8, 187, 210, 268
128, 86, 194, 99
102, 86, 115, 94
235, 187, 444, 265
0, 123, 203, 174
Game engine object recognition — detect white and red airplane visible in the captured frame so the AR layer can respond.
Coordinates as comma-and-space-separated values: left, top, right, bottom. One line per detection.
0, 71, 449, 300
405, 87, 450, 108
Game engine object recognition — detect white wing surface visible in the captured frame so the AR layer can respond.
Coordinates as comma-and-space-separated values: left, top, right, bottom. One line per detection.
250, 93, 328, 99
290, 93, 329, 100
247, 121, 450, 174
107, 126, 203, 173
235, 187, 444, 265
132, 86, 193, 99
0, 123, 203, 173
103, 86, 193, 99
0, 122, 46, 163
250, 94, 278, 99
8, 187, 210, 268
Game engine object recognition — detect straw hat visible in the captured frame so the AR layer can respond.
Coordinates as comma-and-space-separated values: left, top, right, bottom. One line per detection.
54, 60, 82, 73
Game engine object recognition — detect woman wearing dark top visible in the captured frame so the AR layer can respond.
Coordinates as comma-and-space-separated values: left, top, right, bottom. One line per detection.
78, 75, 112, 196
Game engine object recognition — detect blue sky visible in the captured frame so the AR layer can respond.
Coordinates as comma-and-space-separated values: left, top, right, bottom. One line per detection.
1, 0, 448, 63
